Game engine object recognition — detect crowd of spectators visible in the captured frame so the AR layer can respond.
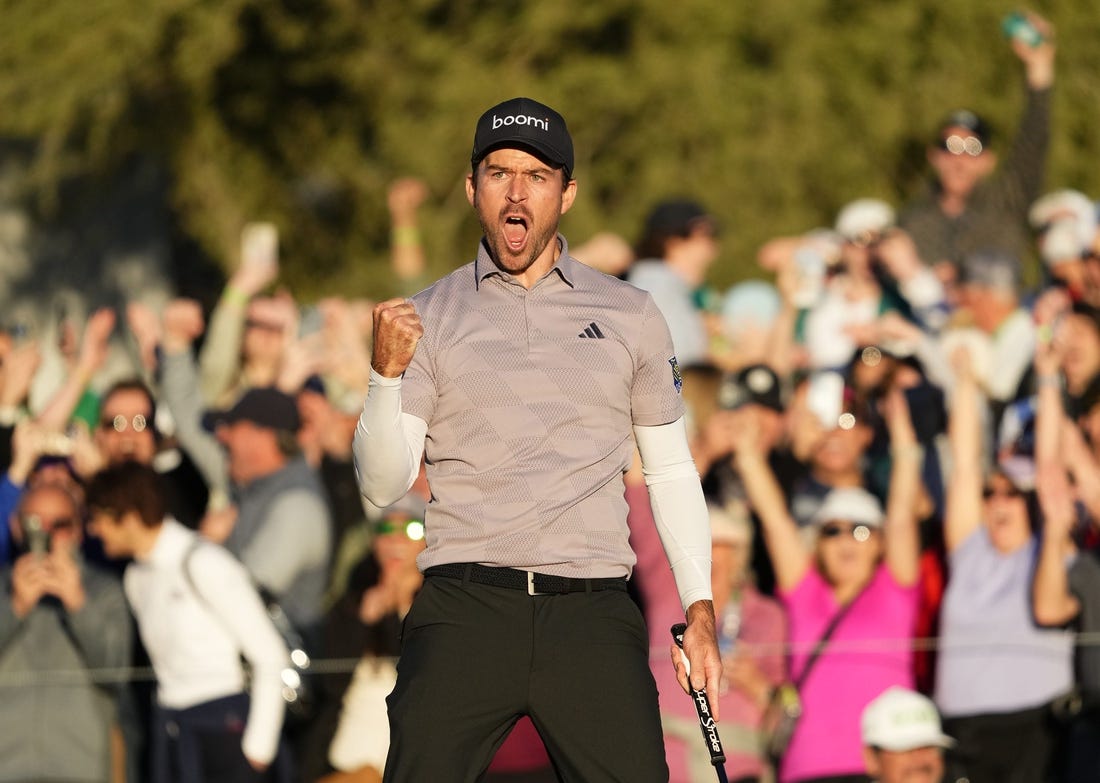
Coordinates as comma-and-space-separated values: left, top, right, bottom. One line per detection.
2, 8, 1098, 783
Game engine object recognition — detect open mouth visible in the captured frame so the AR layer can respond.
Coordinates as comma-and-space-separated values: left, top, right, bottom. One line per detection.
502, 214, 529, 252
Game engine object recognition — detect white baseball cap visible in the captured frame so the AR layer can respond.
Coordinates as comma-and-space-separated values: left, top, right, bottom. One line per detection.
835, 198, 896, 243
861, 687, 955, 751
811, 487, 885, 528
1029, 189, 1098, 266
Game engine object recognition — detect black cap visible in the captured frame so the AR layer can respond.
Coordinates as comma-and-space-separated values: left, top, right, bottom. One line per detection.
202, 387, 301, 433
470, 97, 574, 179
718, 364, 783, 412
938, 109, 991, 146
644, 199, 716, 238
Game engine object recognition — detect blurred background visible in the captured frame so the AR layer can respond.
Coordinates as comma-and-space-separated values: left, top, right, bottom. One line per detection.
1, 0, 1097, 309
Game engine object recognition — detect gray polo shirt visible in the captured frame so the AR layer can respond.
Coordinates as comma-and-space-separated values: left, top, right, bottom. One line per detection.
403, 235, 684, 579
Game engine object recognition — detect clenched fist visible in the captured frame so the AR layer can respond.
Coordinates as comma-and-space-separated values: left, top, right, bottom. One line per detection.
371, 298, 424, 378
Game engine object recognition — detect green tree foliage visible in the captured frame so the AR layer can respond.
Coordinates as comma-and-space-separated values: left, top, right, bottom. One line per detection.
1, 0, 1097, 297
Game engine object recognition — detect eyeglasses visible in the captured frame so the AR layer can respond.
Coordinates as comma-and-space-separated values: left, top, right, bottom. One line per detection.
938, 134, 984, 157
100, 414, 150, 433
245, 319, 284, 332
20, 514, 77, 532
982, 486, 1023, 500
374, 518, 425, 541
818, 522, 874, 542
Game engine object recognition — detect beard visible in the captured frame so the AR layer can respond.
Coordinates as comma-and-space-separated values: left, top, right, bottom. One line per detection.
475, 198, 561, 277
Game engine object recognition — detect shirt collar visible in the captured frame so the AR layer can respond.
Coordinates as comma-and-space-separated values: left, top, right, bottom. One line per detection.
474, 234, 577, 290
138, 517, 188, 566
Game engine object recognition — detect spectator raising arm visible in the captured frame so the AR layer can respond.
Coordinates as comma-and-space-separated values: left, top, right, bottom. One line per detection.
944, 347, 985, 553
35, 308, 114, 432
1032, 331, 1080, 627
733, 405, 810, 592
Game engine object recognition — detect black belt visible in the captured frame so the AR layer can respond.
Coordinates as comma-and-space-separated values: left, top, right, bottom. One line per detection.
424, 563, 628, 595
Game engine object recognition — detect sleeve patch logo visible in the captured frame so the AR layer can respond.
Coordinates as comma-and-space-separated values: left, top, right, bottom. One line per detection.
669, 356, 683, 393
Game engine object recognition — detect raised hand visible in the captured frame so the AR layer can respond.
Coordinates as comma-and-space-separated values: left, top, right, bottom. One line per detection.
233, 223, 280, 296
161, 299, 206, 354
0, 340, 41, 409
126, 302, 163, 373
371, 298, 424, 378
77, 308, 116, 380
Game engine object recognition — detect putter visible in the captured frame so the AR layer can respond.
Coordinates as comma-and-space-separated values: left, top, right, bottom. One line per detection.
671, 623, 729, 783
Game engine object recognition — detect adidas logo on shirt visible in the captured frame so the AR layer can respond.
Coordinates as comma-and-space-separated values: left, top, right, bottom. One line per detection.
578, 322, 605, 339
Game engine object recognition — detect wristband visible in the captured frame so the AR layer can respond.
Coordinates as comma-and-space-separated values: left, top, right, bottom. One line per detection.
223, 284, 249, 307
392, 225, 421, 248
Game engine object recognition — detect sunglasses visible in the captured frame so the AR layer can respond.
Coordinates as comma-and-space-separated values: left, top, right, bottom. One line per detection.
982, 485, 1023, 500
20, 514, 77, 532
245, 318, 284, 332
938, 134, 984, 157
374, 518, 425, 541
100, 413, 150, 433
818, 522, 875, 542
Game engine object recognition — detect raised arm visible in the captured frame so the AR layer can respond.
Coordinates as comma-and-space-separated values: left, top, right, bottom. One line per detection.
944, 348, 985, 552
1031, 329, 1080, 626
881, 388, 923, 586
35, 308, 114, 432
199, 223, 279, 403
1032, 463, 1079, 626
733, 406, 810, 591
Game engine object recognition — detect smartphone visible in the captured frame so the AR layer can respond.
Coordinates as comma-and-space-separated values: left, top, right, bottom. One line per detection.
1002, 12, 1042, 47
241, 222, 279, 271
22, 514, 50, 557
792, 247, 826, 309
298, 305, 324, 338
805, 371, 845, 430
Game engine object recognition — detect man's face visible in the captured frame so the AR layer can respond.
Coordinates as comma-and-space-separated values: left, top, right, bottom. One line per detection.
928, 125, 996, 201
87, 510, 134, 559
215, 420, 275, 484
466, 148, 576, 278
96, 388, 156, 465
866, 745, 944, 783
12, 485, 82, 553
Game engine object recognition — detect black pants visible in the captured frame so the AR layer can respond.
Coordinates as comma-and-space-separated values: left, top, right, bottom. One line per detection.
943, 704, 1062, 783
152, 693, 287, 783
382, 575, 669, 783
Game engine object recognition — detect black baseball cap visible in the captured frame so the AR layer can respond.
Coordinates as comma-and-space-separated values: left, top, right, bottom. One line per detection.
470, 97, 574, 179
717, 364, 783, 412
202, 387, 301, 433
938, 109, 992, 146
644, 199, 717, 238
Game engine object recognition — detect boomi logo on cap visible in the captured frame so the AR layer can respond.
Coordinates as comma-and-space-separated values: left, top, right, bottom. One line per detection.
492, 114, 550, 131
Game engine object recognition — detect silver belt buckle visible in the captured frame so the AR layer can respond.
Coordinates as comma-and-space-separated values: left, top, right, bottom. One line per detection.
526, 571, 545, 596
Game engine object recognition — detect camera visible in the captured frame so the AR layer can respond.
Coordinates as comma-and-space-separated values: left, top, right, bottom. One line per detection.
21, 514, 50, 556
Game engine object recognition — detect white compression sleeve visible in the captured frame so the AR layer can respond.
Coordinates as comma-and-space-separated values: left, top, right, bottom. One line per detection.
633, 417, 713, 611
352, 369, 427, 508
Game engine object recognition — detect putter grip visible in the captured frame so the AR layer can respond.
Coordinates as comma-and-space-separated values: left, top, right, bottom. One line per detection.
670, 623, 726, 766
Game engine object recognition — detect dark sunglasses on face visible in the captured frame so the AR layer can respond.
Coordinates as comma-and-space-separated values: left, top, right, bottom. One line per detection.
819, 522, 875, 542
20, 514, 77, 532
982, 485, 1023, 500
374, 518, 425, 541
938, 134, 984, 157
100, 413, 150, 433
245, 318, 284, 332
